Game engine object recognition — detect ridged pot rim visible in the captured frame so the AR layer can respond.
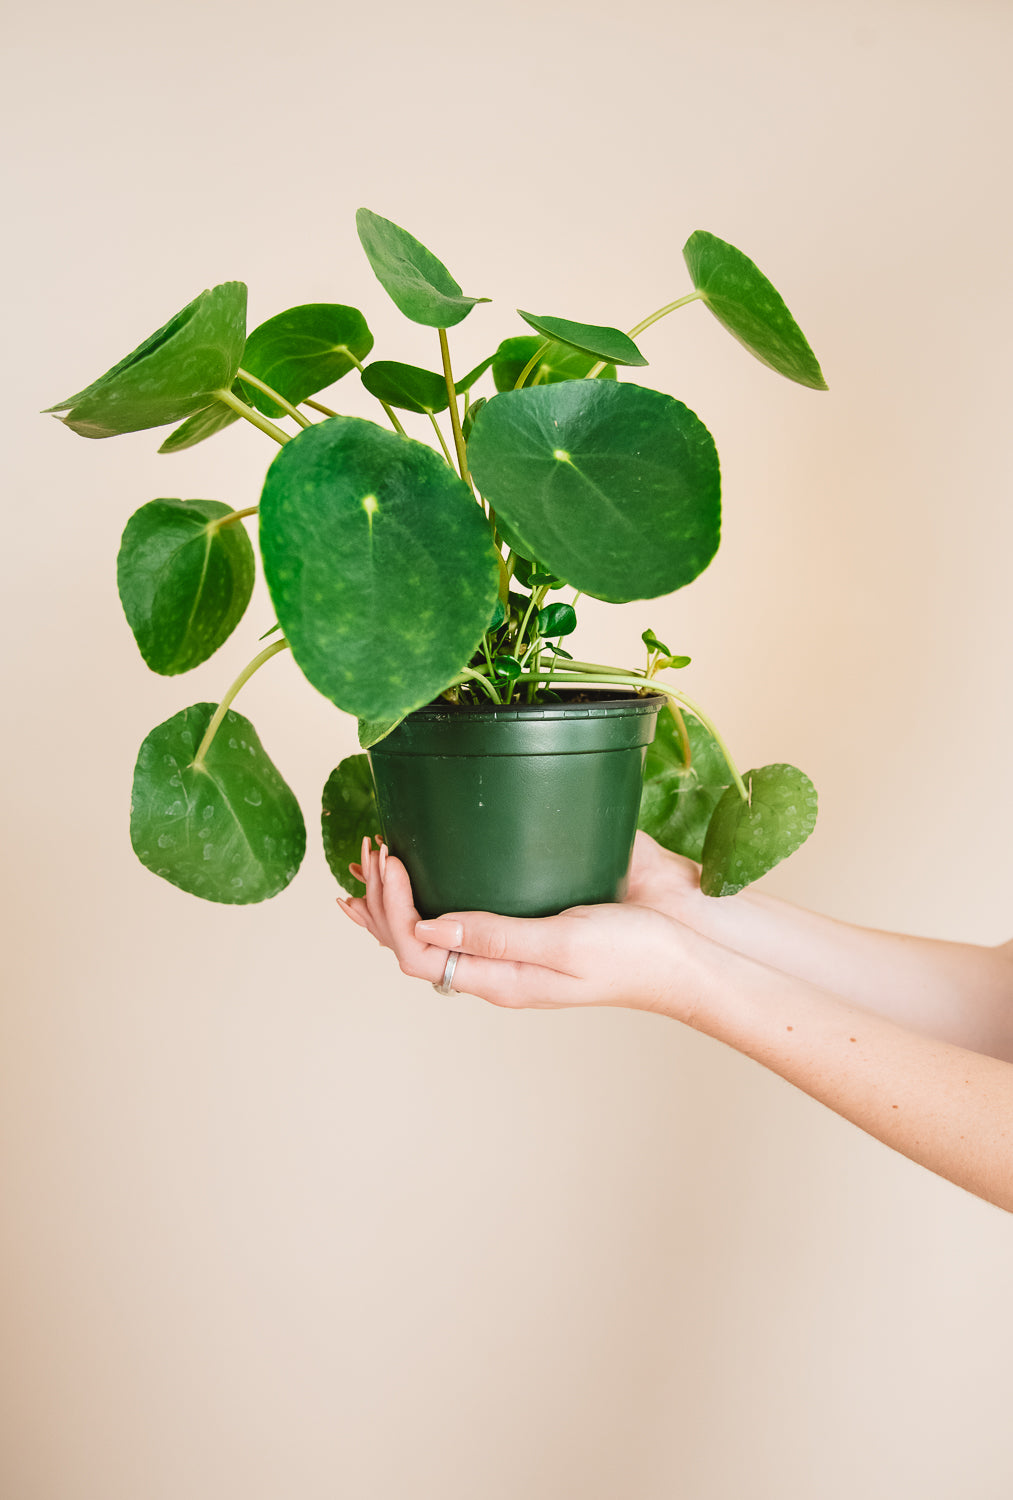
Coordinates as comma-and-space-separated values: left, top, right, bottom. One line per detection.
399, 690, 667, 725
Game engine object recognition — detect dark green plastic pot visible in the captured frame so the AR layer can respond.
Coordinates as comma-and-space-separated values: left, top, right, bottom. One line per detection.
368, 693, 664, 919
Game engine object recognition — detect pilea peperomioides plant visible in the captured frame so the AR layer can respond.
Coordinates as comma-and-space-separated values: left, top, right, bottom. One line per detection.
47, 209, 826, 908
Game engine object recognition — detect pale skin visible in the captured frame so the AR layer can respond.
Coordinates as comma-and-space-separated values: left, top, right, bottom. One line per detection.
339, 832, 1013, 1214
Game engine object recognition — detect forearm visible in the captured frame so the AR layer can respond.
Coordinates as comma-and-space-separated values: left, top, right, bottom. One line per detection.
679, 937, 1013, 1212
679, 883, 1013, 1060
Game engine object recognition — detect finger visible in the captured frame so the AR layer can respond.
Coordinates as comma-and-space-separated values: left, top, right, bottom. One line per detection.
362, 835, 385, 925
348, 862, 364, 882
414, 909, 580, 974
444, 951, 581, 1009
337, 896, 368, 930
380, 857, 444, 981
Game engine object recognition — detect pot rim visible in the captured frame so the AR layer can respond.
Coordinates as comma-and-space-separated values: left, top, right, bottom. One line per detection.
403, 689, 667, 724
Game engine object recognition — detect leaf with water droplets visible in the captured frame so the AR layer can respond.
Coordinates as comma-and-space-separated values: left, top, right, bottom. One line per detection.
700, 763, 818, 896
638, 705, 733, 862
130, 704, 305, 904
321, 756, 381, 897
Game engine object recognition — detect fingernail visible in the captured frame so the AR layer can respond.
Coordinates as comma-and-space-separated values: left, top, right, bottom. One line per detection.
416, 918, 464, 948
379, 844, 387, 881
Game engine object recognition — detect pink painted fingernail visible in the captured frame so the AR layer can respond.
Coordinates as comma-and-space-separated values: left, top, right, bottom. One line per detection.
379, 844, 388, 881
416, 918, 463, 947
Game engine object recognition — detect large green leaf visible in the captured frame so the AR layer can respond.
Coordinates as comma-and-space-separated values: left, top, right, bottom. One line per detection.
130, 704, 306, 904
683, 232, 827, 391
45, 282, 247, 438
517, 311, 647, 367
259, 416, 500, 721
360, 361, 449, 415
158, 399, 239, 453
117, 499, 255, 675
240, 303, 374, 418
638, 703, 733, 862
321, 756, 381, 897
491, 336, 616, 391
701, 764, 818, 896
355, 208, 489, 329
468, 381, 721, 603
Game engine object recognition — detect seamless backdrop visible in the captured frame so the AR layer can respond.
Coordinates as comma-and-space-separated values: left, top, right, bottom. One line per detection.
3, 2, 1013, 1497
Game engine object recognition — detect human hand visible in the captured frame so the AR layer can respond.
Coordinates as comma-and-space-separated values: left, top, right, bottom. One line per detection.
339, 835, 709, 1015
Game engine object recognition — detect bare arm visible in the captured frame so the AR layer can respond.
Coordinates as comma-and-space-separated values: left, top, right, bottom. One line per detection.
339, 837, 1013, 1213
626, 834, 1013, 1061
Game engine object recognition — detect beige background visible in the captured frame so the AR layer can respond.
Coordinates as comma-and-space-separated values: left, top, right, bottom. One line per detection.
3, 0, 1013, 1495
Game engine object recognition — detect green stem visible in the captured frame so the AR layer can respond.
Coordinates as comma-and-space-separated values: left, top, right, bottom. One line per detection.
191, 639, 290, 767
335, 347, 406, 435
511, 583, 549, 655
216, 505, 259, 527
523, 660, 746, 800
304, 398, 338, 417
426, 410, 455, 467
452, 667, 503, 704
584, 290, 707, 379
626, 288, 705, 339
514, 339, 551, 390
211, 387, 290, 445
236, 368, 311, 429
438, 329, 473, 491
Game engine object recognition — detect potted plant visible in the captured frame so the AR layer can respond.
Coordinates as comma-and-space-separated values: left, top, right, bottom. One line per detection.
46, 209, 826, 916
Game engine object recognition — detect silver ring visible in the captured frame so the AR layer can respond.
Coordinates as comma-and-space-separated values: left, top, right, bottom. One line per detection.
432, 950, 460, 995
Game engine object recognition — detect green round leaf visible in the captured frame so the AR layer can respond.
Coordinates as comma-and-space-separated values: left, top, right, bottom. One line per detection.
356, 208, 490, 329
517, 310, 647, 367
241, 304, 374, 418
322, 756, 381, 897
537, 601, 577, 637
45, 282, 247, 438
638, 704, 733, 862
259, 416, 500, 721
468, 381, 721, 603
360, 360, 449, 415
117, 499, 256, 675
491, 336, 616, 391
700, 764, 818, 896
158, 398, 239, 454
130, 704, 306, 904
684, 231, 828, 391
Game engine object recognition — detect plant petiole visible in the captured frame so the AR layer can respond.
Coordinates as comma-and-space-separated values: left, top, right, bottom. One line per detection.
426, 410, 455, 467
438, 329, 474, 493
236, 368, 311, 428
584, 290, 706, 379
216, 505, 259, 528
210, 387, 290, 445
191, 638, 291, 768
514, 340, 551, 390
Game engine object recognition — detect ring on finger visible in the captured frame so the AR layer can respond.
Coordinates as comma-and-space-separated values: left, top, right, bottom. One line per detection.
432, 950, 460, 995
